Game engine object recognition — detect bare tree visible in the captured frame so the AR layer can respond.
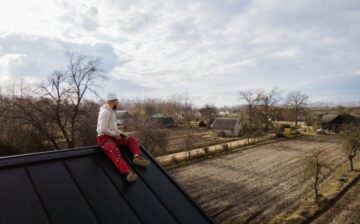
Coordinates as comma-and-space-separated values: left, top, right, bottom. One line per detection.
76, 100, 101, 147
199, 104, 218, 128
183, 133, 197, 159
239, 89, 261, 129
342, 124, 360, 171
239, 89, 263, 143
134, 117, 169, 154
37, 53, 105, 148
4, 53, 104, 150
9, 97, 61, 149
0, 96, 17, 155
1, 95, 57, 152
258, 87, 282, 131
303, 152, 331, 202
286, 91, 308, 127
143, 98, 159, 117
120, 94, 195, 124
0, 95, 7, 118
181, 94, 195, 128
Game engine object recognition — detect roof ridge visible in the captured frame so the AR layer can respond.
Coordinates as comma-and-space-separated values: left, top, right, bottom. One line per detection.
0, 147, 100, 168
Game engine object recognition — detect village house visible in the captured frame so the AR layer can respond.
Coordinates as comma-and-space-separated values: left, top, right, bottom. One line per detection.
314, 111, 328, 128
320, 113, 360, 133
212, 118, 243, 137
272, 114, 307, 128
193, 110, 202, 119
218, 110, 231, 117
151, 113, 176, 128
116, 110, 134, 131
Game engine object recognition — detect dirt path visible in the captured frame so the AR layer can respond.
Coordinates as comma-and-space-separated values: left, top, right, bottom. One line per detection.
313, 178, 360, 224
169, 135, 345, 224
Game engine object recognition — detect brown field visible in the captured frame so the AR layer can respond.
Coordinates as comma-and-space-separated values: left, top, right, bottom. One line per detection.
313, 179, 360, 224
153, 128, 241, 156
166, 128, 215, 152
169, 135, 346, 224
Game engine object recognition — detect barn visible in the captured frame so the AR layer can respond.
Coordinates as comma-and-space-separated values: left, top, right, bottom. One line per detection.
212, 118, 242, 137
151, 113, 176, 128
321, 113, 360, 132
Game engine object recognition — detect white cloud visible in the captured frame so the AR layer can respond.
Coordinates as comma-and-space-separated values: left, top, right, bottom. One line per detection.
0, 53, 27, 75
270, 48, 302, 58
0, 0, 360, 105
238, 59, 255, 66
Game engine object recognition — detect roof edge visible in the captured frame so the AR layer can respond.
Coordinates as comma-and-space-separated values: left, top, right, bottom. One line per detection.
139, 145, 215, 223
0, 146, 101, 168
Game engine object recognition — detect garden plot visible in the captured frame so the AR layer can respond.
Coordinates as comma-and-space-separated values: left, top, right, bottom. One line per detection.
169, 136, 345, 224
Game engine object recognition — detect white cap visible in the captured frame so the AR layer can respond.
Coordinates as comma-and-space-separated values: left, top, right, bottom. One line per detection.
106, 92, 118, 101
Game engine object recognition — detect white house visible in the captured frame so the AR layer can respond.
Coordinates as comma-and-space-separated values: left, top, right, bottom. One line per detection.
212, 118, 243, 137
116, 110, 133, 131
218, 111, 231, 117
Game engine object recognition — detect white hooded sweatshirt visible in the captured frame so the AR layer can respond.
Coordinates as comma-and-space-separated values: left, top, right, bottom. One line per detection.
96, 104, 123, 137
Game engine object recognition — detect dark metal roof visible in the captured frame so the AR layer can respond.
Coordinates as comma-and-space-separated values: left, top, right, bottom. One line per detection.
152, 116, 176, 128
0, 145, 214, 224
212, 118, 240, 130
321, 115, 338, 124
321, 113, 360, 125
116, 110, 133, 120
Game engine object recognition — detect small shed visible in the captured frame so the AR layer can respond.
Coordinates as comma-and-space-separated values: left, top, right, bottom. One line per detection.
212, 118, 242, 137
151, 114, 176, 128
321, 113, 360, 132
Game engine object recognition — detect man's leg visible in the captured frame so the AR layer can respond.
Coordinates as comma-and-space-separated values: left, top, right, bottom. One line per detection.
115, 136, 150, 167
97, 136, 130, 174
115, 136, 141, 156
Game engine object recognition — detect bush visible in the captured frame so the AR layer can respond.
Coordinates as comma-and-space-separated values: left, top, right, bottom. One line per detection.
217, 131, 227, 137
171, 155, 183, 164
222, 144, 230, 151
203, 146, 210, 154
0, 141, 17, 156
134, 117, 170, 154
199, 120, 207, 127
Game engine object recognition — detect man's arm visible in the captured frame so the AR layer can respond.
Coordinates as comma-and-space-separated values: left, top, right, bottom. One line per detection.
113, 115, 128, 138
115, 126, 128, 137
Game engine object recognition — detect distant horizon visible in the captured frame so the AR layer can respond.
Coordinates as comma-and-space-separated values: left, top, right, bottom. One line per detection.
1, 79, 359, 109
1, 0, 360, 106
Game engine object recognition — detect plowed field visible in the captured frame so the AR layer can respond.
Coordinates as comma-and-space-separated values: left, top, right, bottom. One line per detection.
170, 136, 345, 224
313, 179, 360, 224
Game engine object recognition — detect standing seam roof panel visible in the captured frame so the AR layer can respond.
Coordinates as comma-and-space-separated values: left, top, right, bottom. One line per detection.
0, 145, 215, 224
27, 161, 100, 224
0, 167, 50, 224
64, 157, 142, 224
118, 146, 214, 224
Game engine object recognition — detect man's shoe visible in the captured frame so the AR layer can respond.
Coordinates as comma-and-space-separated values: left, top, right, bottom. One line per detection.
133, 155, 150, 167
125, 170, 138, 183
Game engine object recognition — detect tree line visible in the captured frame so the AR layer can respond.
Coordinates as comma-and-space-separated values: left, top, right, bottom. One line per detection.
0, 53, 104, 155
1, 53, 359, 158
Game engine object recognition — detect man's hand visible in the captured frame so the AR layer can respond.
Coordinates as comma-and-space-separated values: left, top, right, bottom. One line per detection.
120, 133, 128, 139
116, 132, 128, 140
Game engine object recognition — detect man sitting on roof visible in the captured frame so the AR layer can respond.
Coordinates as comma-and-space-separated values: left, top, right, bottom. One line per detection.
96, 93, 150, 182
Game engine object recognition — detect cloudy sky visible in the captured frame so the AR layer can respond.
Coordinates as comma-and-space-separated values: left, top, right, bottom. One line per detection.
0, 0, 359, 106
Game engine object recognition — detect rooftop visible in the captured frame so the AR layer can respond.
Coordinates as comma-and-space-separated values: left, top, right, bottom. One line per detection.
0, 145, 213, 224
212, 118, 240, 130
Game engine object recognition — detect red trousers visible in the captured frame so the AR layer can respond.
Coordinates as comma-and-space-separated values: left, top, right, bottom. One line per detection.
97, 135, 141, 174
